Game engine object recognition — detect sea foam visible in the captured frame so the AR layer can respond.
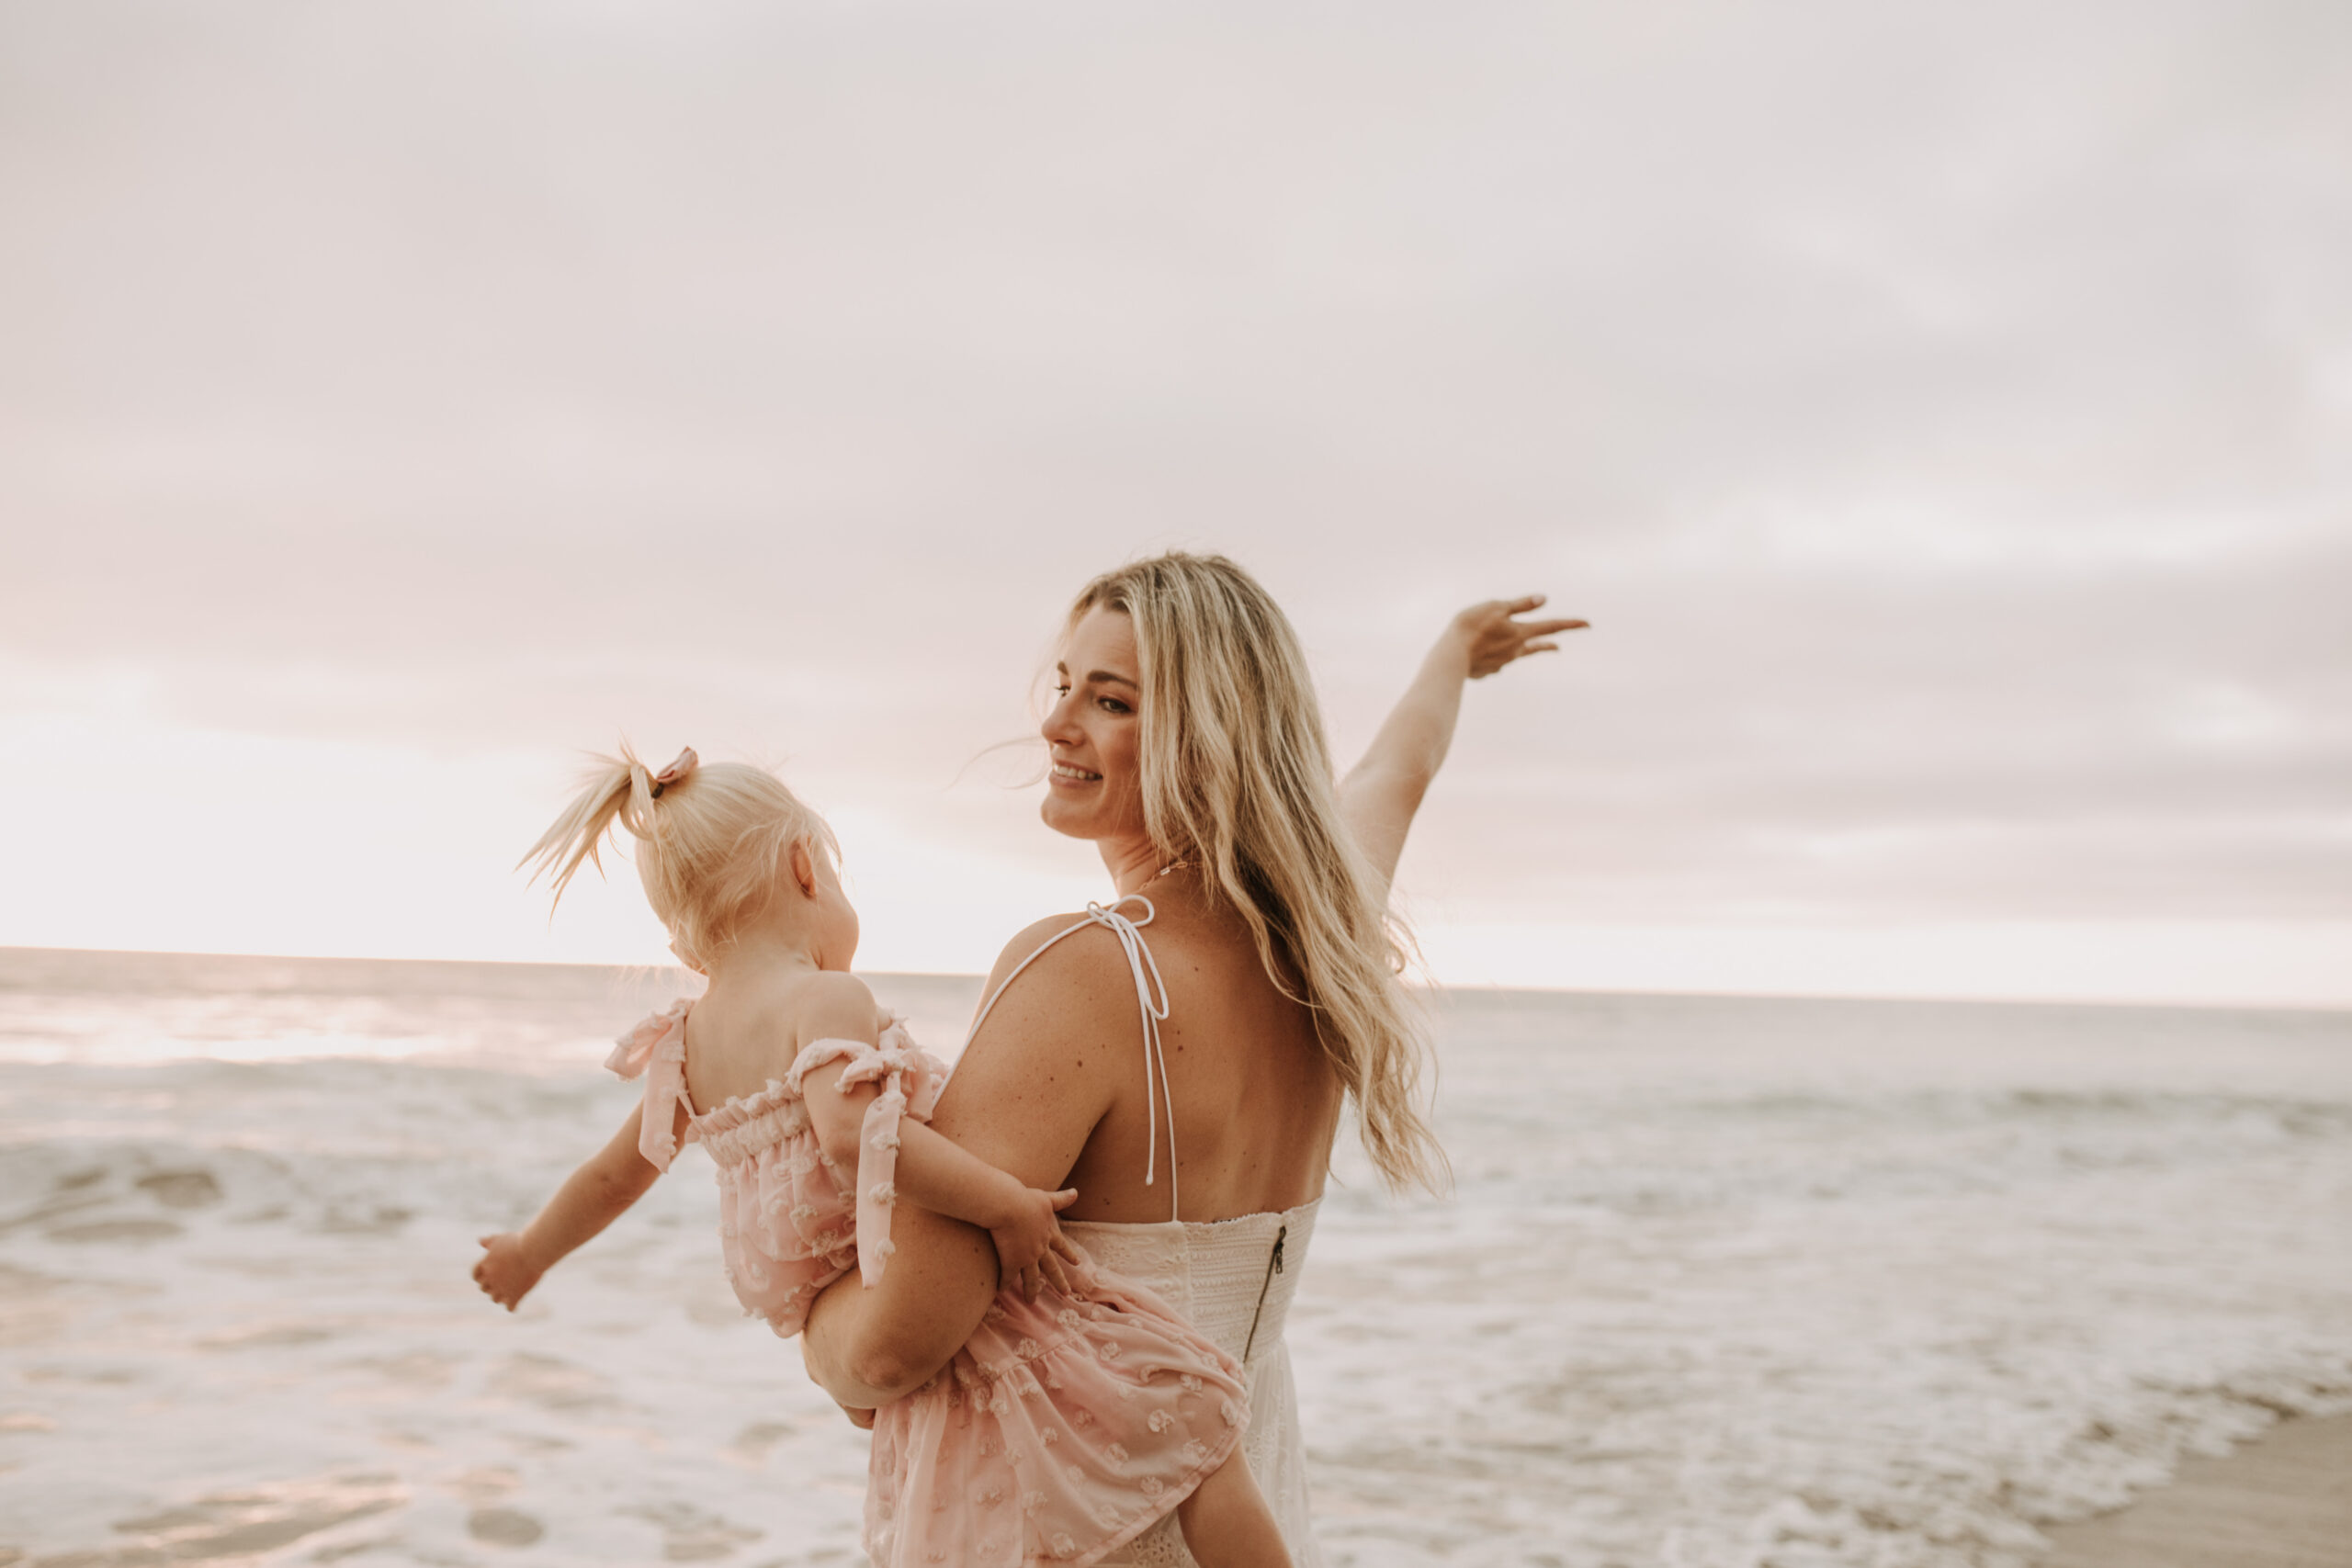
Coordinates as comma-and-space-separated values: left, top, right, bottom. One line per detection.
2, 952, 2346, 1565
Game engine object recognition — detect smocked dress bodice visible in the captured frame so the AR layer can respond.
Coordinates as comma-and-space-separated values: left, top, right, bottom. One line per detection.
606, 999, 952, 1336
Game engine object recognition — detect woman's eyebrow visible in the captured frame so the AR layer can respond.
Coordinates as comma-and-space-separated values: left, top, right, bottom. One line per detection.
1089, 671, 1138, 690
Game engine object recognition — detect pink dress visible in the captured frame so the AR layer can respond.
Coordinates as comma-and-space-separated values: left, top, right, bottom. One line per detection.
607, 908, 1250, 1568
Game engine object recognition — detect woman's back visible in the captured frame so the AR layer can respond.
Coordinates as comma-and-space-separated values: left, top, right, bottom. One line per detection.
970, 879, 1345, 1227
1031, 890, 1334, 1568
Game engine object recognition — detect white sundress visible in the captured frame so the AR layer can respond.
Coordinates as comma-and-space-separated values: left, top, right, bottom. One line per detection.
967, 896, 1326, 1568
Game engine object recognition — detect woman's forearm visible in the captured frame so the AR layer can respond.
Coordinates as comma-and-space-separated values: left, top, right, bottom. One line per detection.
799, 1202, 1001, 1404
1351, 627, 1475, 799
1341, 596, 1579, 888
1340, 625, 1475, 886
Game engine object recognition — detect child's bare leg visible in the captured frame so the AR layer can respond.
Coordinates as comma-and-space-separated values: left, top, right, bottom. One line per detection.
1173, 1449, 1291, 1568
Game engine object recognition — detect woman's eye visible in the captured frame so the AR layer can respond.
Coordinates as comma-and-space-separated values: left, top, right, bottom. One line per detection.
1099, 698, 1131, 715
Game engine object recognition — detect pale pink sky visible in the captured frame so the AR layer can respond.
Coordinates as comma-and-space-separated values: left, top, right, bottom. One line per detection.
4, 2, 2348, 1004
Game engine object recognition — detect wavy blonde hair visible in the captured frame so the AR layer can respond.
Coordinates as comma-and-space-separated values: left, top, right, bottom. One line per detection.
1071, 553, 1446, 1192
520, 744, 838, 971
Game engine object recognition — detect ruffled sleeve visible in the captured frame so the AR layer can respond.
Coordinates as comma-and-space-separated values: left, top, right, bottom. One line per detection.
606, 998, 695, 1172
786, 1014, 955, 1286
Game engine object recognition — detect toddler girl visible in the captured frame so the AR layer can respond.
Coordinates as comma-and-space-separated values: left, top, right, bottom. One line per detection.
470, 746, 1288, 1568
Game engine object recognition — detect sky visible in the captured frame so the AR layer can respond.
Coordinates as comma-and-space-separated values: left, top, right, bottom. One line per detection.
3, 1, 2348, 1004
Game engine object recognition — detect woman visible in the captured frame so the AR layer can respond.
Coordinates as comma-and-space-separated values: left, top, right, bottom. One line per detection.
801, 553, 1581, 1564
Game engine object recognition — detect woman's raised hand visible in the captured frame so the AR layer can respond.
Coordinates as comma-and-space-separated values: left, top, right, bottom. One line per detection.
1340, 590, 1588, 890
1453, 594, 1587, 679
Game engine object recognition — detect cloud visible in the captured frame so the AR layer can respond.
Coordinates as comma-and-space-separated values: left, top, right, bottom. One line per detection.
3, 0, 2348, 977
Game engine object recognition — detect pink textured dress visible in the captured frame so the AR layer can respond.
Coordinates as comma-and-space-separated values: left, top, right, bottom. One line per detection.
607, 901, 1251, 1568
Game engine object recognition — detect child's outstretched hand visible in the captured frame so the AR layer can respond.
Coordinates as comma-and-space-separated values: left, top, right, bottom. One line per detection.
473, 1232, 548, 1311
987, 1184, 1081, 1299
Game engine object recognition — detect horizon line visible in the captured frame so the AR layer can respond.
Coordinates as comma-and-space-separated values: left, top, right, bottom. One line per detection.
6, 941, 2346, 1018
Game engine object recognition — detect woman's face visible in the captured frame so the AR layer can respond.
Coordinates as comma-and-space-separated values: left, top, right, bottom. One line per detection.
1040, 605, 1148, 846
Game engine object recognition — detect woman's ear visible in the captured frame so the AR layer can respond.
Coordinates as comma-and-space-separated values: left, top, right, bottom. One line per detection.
789, 838, 819, 898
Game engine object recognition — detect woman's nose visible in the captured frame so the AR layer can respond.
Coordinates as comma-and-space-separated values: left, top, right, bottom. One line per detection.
1041, 689, 1081, 747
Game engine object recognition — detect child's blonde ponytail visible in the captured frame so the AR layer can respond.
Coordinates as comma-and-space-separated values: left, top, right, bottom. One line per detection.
520, 748, 660, 906
521, 743, 835, 970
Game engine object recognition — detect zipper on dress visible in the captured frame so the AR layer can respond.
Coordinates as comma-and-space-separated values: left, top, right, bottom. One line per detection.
1241, 1223, 1287, 1364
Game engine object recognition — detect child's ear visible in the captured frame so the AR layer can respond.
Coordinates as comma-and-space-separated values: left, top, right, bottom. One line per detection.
789, 838, 819, 898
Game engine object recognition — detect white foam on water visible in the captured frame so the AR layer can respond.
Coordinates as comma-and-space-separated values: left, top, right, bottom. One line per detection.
2, 953, 2347, 1565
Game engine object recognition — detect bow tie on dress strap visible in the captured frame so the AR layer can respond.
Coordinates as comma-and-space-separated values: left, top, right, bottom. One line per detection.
963, 894, 1182, 1219
1077, 897, 1177, 1202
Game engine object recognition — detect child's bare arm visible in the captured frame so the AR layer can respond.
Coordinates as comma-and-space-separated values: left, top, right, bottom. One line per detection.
802, 1054, 1078, 1297
889, 1121, 1078, 1296
473, 1102, 667, 1310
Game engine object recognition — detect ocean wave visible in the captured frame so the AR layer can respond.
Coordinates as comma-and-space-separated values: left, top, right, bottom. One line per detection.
3, 955, 2348, 1564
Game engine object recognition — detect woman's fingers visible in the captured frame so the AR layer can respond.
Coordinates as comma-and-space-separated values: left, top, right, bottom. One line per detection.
1463, 605, 1587, 678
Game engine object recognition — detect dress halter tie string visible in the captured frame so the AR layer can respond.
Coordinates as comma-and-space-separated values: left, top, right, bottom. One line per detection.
966, 894, 1179, 1222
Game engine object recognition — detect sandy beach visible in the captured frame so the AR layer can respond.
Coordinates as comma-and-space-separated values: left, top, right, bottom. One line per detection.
2041, 1415, 2352, 1568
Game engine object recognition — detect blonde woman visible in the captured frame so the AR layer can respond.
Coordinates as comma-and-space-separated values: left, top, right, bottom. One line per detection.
801, 554, 1581, 1565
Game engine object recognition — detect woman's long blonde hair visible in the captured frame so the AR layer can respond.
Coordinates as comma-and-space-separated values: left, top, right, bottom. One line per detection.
519, 744, 837, 971
1071, 553, 1446, 1192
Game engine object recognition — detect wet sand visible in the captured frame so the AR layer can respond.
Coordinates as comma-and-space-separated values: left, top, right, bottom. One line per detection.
2041, 1415, 2352, 1568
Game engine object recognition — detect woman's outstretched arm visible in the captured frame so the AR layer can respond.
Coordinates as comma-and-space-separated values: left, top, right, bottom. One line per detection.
1340, 594, 1584, 890
797, 919, 1134, 1407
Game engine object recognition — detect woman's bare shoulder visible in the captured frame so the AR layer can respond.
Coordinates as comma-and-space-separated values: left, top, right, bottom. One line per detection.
941, 914, 1141, 1149
987, 911, 1089, 979
986, 912, 1106, 987
974, 911, 1150, 1039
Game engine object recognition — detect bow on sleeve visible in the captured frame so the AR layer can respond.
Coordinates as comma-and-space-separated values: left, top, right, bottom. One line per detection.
606, 998, 693, 1172
833, 1017, 954, 1285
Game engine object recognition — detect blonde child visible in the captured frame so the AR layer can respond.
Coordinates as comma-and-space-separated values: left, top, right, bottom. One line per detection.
471, 746, 1289, 1568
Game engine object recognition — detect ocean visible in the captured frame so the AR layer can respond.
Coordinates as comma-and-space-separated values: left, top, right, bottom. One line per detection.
2, 947, 2347, 1567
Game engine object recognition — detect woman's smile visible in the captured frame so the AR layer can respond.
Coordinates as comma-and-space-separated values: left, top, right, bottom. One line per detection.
1037, 604, 1151, 854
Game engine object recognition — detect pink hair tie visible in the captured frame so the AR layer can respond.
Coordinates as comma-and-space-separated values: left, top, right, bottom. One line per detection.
649, 747, 697, 798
